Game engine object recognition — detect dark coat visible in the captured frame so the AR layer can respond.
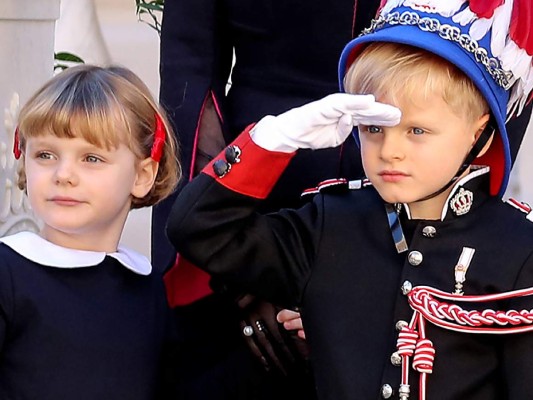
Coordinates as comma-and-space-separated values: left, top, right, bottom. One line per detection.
153, 0, 380, 270
154, 3, 384, 398
167, 134, 533, 399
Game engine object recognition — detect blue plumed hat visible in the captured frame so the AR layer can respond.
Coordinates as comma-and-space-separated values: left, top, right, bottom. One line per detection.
339, 0, 533, 196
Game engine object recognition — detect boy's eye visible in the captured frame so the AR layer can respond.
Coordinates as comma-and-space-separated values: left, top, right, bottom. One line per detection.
363, 125, 382, 134
412, 127, 425, 135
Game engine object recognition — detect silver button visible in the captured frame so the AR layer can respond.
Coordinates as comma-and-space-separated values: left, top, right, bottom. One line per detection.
381, 384, 393, 399
395, 320, 408, 331
390, 351, 402, 366
422, 226, 436, 238
401, 280, 412, 295
408, 251, 423, 266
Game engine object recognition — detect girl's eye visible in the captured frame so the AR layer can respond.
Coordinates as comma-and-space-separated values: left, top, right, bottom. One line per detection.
36, 152, 54, 160
85, 155, 103, 163
412, 127, 425, 135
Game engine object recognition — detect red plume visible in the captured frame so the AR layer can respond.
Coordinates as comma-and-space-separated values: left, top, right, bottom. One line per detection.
469, 0, 504, 18
510, 0, 533, 56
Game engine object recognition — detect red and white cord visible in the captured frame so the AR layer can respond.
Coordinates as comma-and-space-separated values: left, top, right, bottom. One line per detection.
396, 285, 533, 399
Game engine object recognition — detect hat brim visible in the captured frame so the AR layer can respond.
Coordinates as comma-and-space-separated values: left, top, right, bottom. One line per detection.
338, 25, 510, 196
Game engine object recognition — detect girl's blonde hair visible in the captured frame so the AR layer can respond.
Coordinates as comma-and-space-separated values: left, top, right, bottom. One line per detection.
344, 42, 489, 122
17, 64, 181, 208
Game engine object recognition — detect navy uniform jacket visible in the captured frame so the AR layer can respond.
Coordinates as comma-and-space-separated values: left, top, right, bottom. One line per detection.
167, 131, 533, 399
0, 232, 175, 400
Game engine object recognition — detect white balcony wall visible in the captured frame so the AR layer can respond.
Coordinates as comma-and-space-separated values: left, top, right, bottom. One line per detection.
0, 0, 60, 237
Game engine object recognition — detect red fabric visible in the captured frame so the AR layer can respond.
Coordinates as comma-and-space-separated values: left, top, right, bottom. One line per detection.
13, 127, 21, 159
164, 254, 213, 307
189, 94, 207, 181
510, 0, 533, 56
470, 0, 532, 56
203, 124, 296, 199
469, 0, 504, 19
474, 133, 505, 196
151, 114, 166, 162
163, 91, 222, 307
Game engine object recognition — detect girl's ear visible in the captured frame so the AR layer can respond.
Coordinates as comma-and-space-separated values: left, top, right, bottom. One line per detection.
131, 157, 159, 199
474, 113, 493, 158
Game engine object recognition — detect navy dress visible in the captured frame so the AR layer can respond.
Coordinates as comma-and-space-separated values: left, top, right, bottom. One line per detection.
0, 232, 175, 400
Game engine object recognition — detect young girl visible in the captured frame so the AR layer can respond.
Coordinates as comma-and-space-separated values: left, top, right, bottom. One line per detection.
165, 0, 533, 399
0, 65, 180, 399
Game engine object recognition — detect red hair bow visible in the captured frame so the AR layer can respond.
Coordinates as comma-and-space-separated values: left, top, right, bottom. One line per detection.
151, 113, 166, 162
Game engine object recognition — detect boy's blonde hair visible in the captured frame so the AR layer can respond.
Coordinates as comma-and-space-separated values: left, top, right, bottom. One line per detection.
344, 42, 489, 122
16, 64, 181, 208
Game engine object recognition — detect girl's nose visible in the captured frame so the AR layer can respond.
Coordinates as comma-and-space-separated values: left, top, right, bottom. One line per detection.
53, 160, 78, 185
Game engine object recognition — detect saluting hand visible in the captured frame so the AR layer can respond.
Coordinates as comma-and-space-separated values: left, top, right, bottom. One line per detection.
250, 93, 401, 153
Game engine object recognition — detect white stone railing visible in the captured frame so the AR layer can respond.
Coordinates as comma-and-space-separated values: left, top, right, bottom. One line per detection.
0, 0, 59, 236
0, 92, 40, 236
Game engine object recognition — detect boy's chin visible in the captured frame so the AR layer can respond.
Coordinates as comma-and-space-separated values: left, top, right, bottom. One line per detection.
374, 189, 410, 205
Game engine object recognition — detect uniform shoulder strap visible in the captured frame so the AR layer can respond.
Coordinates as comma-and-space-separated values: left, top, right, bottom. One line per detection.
300, 178, 372, 201
506, 197, 533, 222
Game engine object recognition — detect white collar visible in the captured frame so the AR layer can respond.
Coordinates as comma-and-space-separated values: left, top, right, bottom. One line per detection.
0, 231, 152, 275
402, 166, 490, 221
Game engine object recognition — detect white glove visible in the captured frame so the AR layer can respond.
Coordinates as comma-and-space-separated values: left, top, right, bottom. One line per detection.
250, 93, 401, 153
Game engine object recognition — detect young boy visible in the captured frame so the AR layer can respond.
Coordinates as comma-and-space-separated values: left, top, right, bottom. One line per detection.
166, 1, 533, 399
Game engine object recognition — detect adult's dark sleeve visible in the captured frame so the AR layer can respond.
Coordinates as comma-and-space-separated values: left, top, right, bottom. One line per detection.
152, 0, 233, 270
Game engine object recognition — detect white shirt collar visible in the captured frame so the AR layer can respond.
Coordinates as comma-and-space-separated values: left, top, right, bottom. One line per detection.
0, 231, 152, 276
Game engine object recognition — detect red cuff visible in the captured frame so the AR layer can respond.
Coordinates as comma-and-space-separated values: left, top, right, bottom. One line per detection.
203, 124, 296, 199
164, 254, 213, 307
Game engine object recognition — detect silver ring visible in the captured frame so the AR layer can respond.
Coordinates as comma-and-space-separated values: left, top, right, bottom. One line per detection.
255, 320, 266, 332
243, 325, 254, 337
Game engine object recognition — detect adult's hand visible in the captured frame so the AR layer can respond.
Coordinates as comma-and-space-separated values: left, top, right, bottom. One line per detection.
238, 294, 310, 375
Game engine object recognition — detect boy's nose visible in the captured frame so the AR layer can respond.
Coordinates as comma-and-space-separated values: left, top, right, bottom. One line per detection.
380, 133, 405, 161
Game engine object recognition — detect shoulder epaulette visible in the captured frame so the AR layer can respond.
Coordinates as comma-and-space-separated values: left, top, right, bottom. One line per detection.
506, 198, 533, 222
301, 178, 372, 200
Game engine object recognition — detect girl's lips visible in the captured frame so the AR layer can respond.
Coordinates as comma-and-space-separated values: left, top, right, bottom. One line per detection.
49, 197, 82, 206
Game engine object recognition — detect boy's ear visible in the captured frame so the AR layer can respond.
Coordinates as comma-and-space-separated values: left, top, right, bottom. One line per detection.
131, 157, 159, 198
474, 113, 493, 158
